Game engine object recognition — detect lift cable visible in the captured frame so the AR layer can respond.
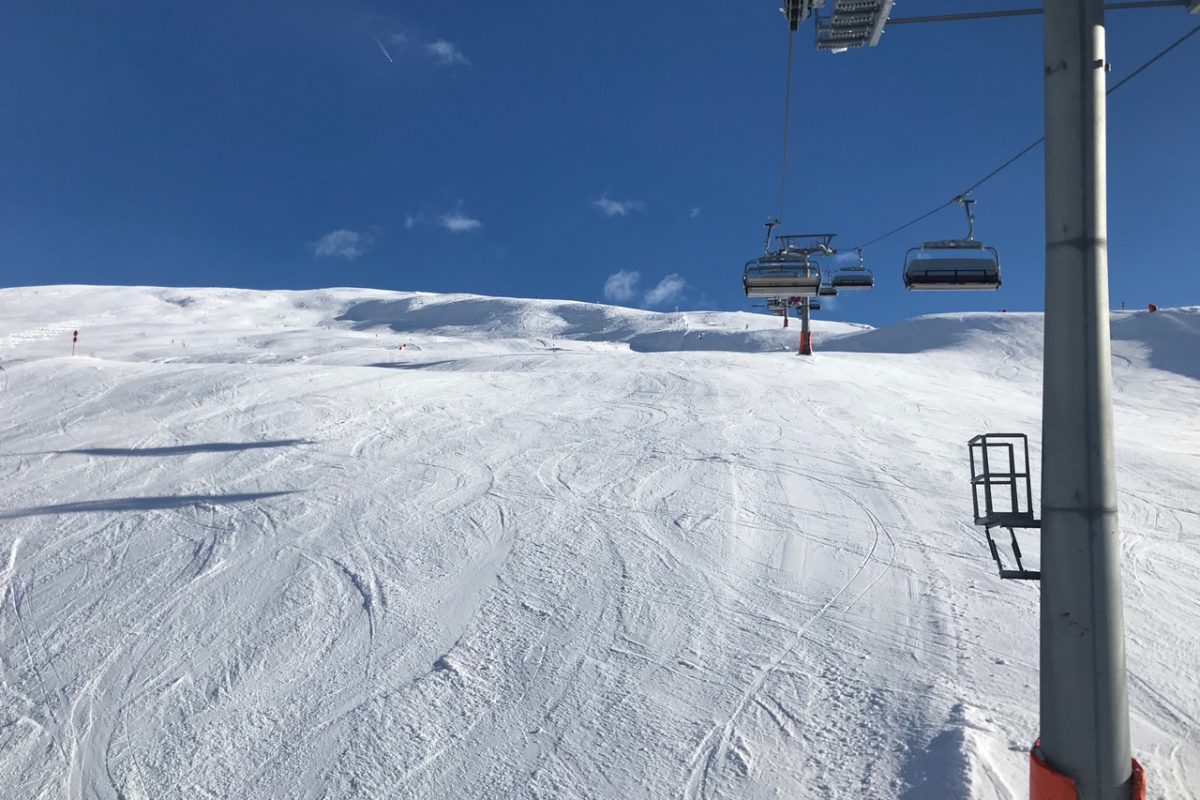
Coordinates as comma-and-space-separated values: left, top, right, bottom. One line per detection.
851, 20, 1200, 251
777, 27, 798, 227
1108, 19, 1200, 92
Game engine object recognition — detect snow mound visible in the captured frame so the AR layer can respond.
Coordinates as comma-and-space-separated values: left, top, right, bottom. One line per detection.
1111, 306, 1200, 380
822, 312, 1046, 356
822, 307, 1199, 382
335, 292, 869, 353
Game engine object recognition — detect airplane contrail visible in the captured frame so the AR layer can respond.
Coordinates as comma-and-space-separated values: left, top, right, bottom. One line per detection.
373, 36, 394, 63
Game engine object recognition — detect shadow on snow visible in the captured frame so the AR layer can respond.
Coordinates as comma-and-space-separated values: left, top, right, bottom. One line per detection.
22, 439, 314, 457
0, 491, 298, 519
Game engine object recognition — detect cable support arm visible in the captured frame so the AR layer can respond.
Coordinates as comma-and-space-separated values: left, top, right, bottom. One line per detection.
887, 2, 1188, 26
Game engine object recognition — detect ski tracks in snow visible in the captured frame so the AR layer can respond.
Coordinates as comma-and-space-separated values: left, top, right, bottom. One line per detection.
682, 378, 908, 800
0, 294, 1196, 799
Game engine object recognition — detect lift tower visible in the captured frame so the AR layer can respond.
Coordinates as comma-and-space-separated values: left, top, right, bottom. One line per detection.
1038, 3, 1136, 798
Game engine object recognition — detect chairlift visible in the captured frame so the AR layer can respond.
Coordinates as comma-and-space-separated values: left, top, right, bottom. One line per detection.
744, 250, 822, 297
808, 297, 822, 312
743, 227, 832, 298
904, 197, 1001, 291
831, 248, 875, 291
818, 284, 838, 297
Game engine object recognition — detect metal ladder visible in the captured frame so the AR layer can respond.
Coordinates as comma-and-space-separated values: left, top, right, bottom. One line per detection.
967, 433, 1041, 580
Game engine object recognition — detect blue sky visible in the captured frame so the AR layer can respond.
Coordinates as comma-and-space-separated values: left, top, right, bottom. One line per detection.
2, 1, 1197, 325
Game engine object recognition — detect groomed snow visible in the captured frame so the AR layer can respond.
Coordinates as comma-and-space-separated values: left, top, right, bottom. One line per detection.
0, 286, 1196, 799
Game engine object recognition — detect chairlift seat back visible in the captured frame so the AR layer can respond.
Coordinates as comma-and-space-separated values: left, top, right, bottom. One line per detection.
920, 238, 987, 251
904, 247, 1002, 292
831, 269, 874, 290
743, 256, 821, 298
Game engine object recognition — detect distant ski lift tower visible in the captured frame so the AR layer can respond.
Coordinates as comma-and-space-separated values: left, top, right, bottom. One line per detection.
815, 1, 894, 51
774, 233, 836, 355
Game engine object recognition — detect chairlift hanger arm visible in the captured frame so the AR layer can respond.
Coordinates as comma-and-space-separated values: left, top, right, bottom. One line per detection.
956, 197, 977, 241
763, 218, 781, 254
886, 1, 1188, 26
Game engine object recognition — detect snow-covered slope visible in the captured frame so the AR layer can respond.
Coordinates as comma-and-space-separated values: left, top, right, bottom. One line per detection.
0, 286, 1195, 800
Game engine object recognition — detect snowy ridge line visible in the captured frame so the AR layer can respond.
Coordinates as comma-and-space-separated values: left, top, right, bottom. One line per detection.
0, 286, 1193, 367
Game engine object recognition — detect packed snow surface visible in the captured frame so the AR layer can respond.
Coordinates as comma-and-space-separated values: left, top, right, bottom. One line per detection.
0, 286, 1196, 799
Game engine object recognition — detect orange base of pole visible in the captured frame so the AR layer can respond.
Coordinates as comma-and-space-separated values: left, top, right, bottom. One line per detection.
1030, 740, 1146, 800
798, 332, 813, 355
1131, 758, 1147, 800
1030, 741, 1076, 800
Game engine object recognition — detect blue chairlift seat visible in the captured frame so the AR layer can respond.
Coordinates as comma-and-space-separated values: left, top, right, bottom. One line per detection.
904, 240, 1001, 291
743, 250, 821, 298
904, 197, 1002, 291
831, 251, 874, 291
831, 270, 874, 290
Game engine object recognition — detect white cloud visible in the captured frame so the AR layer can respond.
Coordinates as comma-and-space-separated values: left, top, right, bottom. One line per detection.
426, 39, 471, 65
312, 229, 369, 260
827, 250, 860, 267
404, 214, 417, 230
690, 207, 701, 219
440, 212, 482, 233
643, 274, 686, 307
603, 270, 640, 303
592, 195, 646, 217
376, 32, 469, 67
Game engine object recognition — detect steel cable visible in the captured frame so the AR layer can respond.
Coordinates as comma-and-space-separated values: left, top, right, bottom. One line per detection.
851, 21, 1200, 251
778, 29, 798, 226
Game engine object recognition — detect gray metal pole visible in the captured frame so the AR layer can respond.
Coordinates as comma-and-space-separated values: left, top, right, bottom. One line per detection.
1040, 2, 1133, 798
798, 298, 812, 354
